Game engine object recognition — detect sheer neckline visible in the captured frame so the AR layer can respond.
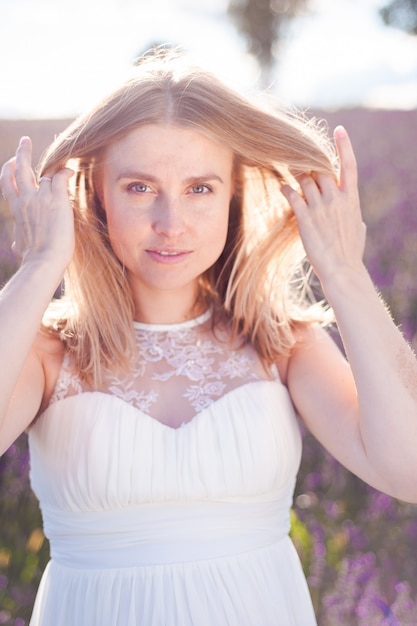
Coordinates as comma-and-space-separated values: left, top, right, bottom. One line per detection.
50, 310, 277, 427
132, 310, 211, 332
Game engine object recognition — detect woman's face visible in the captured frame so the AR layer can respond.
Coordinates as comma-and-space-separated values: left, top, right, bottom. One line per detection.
97, 124, 234, 319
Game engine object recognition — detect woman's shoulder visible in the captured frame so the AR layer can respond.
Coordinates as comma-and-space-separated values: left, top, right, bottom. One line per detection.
275, 322, 330, 384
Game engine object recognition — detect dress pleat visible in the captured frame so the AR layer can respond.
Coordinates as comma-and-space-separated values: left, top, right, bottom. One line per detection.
28, 381, 317, 625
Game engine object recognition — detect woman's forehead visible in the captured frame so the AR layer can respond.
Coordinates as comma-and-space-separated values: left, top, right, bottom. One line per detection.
104, 124, 234, 167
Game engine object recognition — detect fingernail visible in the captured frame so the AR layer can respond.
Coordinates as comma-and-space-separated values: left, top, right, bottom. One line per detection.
334, 125, 346, 138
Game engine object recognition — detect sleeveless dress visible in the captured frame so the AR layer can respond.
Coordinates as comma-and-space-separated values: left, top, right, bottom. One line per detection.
28, 311, 317, 625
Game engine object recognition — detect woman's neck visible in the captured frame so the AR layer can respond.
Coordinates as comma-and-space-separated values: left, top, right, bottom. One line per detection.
132, 287, 206, 325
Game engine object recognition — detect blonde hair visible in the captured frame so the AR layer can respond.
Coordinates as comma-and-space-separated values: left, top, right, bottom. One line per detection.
40, 49, 337, 383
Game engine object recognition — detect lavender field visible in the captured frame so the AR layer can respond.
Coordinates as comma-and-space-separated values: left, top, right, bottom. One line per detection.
1, 109, 417, 624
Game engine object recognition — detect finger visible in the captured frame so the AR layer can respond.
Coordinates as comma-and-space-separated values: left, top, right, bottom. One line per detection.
0, 157, 18, 200
334, 126, 357, 192
37, 173, 55, 198
14, 136, 37, 192
38, 167, 74, 193
313, 171, 338, 198
280, 183, 307, 215
51, 167, 74, 185
291, 173, 324, 207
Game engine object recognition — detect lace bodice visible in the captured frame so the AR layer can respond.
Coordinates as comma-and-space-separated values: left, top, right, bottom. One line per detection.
49, 311, 277, 428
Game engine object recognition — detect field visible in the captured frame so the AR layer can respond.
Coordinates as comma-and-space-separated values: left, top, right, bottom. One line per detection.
1, 109, 417, 624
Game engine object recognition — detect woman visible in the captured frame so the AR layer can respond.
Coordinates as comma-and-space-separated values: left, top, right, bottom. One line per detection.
1, 50, 417, 626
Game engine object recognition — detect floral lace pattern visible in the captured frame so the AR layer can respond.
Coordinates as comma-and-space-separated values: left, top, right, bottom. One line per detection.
49, 354, 84, 405
49, 312, 276, 426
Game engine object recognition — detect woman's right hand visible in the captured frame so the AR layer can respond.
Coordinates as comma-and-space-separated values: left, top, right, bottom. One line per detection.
0, 136, 74, 269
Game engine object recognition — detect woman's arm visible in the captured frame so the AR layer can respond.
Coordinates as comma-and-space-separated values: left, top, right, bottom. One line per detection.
281, 127, 417, 503
0, 137, 73, 454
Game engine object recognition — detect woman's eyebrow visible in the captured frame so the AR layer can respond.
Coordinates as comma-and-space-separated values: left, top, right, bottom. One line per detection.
116, 170, 158, 182
183, 174, 225, 185
116, 171, 225, 184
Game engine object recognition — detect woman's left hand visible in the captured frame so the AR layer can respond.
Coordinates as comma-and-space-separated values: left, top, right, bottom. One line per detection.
280, 126, 367, 286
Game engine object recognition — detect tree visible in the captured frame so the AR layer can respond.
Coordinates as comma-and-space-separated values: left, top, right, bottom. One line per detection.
227, 0, 309, 84
379, 0, 417, 35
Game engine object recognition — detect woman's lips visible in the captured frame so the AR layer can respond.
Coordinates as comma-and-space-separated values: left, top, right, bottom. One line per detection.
146, 249, 192, 263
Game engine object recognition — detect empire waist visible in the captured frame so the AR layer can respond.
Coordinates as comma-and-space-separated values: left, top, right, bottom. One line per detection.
41, 498, 292, 569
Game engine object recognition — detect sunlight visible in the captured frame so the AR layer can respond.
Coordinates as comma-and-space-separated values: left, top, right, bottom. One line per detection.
1, 0, 416, 118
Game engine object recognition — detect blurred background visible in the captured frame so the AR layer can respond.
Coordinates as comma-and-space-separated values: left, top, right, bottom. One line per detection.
1, 0, 417, 117
1, 0, 417, 624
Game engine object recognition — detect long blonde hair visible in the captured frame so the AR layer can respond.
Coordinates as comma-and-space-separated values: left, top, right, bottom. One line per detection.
40, 49, 337, 383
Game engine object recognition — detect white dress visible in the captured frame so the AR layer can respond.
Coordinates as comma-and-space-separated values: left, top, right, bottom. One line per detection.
28, 311, 317, 625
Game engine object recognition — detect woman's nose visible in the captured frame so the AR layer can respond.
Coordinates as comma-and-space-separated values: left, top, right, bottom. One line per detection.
152, 196, 186, 237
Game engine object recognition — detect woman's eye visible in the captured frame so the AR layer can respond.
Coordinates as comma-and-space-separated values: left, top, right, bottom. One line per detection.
128, 183, 151, 193
190, 184, 211, 194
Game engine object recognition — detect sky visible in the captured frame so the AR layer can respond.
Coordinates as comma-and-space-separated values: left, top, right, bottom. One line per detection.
1, 0, 416, 119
